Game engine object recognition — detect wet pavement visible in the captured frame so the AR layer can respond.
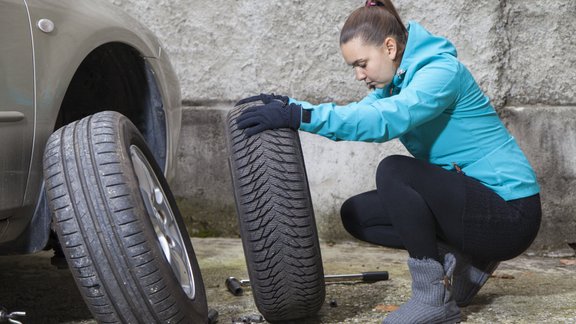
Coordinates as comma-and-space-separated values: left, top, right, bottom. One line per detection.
1, 237, 575, 323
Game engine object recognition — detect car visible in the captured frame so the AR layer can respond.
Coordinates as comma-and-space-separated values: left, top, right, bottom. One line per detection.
0, 0, 208, 322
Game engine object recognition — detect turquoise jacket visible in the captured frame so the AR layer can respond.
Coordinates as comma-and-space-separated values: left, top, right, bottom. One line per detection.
291, 21, 539, 201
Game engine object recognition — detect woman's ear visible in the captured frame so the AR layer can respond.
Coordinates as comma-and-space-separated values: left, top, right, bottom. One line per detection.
384, 37, 398, 61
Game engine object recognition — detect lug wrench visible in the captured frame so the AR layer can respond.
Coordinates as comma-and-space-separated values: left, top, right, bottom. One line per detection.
0, 306, 26, 324
226, 271, 389, 296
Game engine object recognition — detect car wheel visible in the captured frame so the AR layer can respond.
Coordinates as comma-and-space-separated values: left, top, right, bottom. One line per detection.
226, 101, 326, 322
43, 111, 208, 323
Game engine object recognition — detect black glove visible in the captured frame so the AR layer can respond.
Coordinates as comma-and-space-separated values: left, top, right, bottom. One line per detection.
236, 101, 302, 136
236, 93, 290, 106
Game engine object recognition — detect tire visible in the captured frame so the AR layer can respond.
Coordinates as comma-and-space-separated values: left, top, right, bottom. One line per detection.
43, 111, 208, 323
226, 102, 326, 322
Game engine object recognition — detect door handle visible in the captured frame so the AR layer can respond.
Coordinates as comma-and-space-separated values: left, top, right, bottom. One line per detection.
0, 111, 25, 122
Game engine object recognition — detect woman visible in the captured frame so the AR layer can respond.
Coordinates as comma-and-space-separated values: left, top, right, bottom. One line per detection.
236, 1, 541, 323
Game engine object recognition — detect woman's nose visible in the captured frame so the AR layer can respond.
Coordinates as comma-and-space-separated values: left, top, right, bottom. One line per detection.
354, 68, 366, 81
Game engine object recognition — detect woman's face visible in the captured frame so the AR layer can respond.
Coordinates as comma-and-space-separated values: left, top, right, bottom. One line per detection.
341, 36, 399, 90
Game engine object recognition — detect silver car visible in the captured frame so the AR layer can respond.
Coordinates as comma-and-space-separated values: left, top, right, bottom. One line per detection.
1, 0, 208, 322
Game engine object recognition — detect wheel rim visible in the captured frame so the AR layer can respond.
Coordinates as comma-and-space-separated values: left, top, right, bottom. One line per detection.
130, 145, 196, 300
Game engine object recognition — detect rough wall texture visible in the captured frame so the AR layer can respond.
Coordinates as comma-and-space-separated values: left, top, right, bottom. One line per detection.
504, 106, 576, 256
109, 0, 576, 254
108, 0, 510, 106
506, 1, 576, 105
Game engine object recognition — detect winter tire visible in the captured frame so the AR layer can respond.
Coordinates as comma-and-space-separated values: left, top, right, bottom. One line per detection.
43, 111, 208, 323
226, 101, 326, 322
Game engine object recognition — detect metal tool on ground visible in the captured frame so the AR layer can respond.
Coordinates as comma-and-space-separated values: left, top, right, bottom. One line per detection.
207, 308, 219, 324
232, 314, 264, 323
0, 306, 26, 324
226, 271, 389, 296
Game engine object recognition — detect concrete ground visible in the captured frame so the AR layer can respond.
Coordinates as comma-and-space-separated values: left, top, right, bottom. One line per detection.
1, 237, 575, 324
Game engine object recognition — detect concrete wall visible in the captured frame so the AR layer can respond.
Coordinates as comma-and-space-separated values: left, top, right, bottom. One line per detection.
110, 0, 576, 256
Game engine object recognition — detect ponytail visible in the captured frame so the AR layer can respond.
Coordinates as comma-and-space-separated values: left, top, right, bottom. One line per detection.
340, 0, 408, 52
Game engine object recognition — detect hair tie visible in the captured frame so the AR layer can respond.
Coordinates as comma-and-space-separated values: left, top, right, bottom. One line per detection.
365, 1, 384, 7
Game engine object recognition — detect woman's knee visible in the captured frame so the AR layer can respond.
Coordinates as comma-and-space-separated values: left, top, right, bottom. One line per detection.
341, 196, 405, 248
340, 196, 362, 235
340, 197, 380, 243
340, 191, 392, 236
376, 155, 413, 187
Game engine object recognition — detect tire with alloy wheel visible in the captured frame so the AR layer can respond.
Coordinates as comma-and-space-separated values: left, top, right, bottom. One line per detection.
226, 101, 326, 322
43, 111, 208, 323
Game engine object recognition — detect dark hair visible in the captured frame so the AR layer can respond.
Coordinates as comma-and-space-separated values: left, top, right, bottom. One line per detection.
340, 0, 408, 52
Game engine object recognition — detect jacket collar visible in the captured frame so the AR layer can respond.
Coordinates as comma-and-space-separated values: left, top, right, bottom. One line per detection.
393, 21, 458, 88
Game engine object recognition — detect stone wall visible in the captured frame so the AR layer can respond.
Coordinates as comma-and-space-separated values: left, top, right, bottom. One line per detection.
109, 0, 576, 255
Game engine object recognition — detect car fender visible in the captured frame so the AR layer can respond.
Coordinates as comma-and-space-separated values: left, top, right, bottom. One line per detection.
1, 0, 182, 254
25, 0, 181, 196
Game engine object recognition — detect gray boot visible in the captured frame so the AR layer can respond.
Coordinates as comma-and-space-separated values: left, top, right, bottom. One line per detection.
438, 243, 499, 307
383, 253, 460, 324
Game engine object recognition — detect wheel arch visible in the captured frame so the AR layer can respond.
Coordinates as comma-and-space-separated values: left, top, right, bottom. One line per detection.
55, 42, 169, 170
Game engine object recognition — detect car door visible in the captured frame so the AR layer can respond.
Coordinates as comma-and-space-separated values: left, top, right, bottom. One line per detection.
0, 0, 35, 222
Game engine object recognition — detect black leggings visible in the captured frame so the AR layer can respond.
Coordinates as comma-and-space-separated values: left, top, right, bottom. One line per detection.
340, 155, 542, 262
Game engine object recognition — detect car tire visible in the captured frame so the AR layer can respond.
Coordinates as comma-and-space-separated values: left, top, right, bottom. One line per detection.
226, 101, 326, 322
43, 111, 208, 323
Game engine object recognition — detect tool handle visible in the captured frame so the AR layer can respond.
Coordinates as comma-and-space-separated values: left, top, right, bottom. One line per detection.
361, 271, 389, 282
324, 271, 390, 283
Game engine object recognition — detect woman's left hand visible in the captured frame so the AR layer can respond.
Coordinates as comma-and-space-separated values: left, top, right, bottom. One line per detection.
236, 101, 302, 136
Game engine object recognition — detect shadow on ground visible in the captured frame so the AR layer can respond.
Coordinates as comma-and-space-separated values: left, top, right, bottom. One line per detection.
0, 251, 93, 324
1, 238, 576, 323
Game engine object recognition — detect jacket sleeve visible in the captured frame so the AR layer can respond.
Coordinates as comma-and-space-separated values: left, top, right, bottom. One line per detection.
289, 88, 384, 113
293, 59, 460, 142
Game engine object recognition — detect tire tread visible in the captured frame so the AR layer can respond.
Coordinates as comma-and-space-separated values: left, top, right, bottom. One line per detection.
226, 103, 325, 322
